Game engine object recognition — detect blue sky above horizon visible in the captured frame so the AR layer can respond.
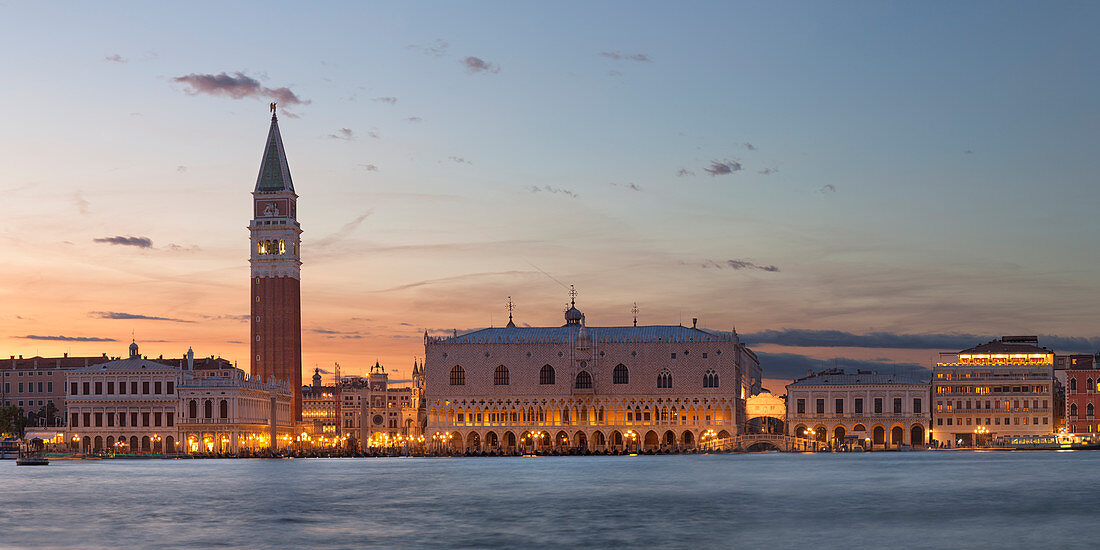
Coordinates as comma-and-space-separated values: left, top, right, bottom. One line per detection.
1, 2, 1098, 388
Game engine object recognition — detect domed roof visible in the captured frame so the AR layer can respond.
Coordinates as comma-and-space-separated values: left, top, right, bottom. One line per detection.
128, 340, 140, 358
564, 305, 584, 325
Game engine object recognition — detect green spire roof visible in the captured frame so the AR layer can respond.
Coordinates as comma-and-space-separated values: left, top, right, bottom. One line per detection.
255, 114, 295, 193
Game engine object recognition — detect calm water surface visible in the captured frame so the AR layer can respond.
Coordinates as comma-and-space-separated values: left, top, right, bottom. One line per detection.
3, 451, 1098, 549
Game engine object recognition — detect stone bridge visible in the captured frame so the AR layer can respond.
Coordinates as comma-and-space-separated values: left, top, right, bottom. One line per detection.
701, 433, 819, 452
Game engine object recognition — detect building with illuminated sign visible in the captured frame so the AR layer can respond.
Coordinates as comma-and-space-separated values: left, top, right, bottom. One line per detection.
1061, 353, 1100, 437
933, 336, 1054, 446
786, 369, 930, 450
422, 298, 761, 453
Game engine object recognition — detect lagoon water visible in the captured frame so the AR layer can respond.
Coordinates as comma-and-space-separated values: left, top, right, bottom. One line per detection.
3, 451, 1098, 549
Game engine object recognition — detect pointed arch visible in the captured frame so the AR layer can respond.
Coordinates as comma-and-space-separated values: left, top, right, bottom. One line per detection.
656, 369, 673, 389
575, 371, 592, 389
494, 365, 509, 386
540, 365, 555, 385
613, 364, 629, 384
450, 365, 465, 386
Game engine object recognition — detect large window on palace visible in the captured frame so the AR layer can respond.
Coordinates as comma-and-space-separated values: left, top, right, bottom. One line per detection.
154, 381, 162, 394
703, 369, 719, 388
855, 398, 864, 414
71, 413, 78, 427
494, 365, 509, 386
166, 381, 174, 394
167, 412, 174, 426
874, 398, 883, 414
154, 412, 162, 426
894, 398, 902, 414
449, 366, 466, 386
576, 371, 593, 389
913, 398, 922, 414
656, 370, 672, 389
131, 382, 138, 394
83, 382, 90, 395
107, 382, 114, 394
541, 365, 556, 385
835, 398, 844, 414
142, 381, 149, 394
797, 399, 805, 414
816, 399, 825, 414
142, 412, 150, 427
613, 364, 628, 384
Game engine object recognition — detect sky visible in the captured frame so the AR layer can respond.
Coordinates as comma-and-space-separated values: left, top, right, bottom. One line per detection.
1, 2, 1099, 391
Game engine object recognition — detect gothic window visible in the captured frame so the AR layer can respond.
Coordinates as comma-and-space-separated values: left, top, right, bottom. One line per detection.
1089, 403, 1096, 417
540, 365, 555, 385
1070, 403, 1078, 417
1089, 378, 1095, 393
494, 365, 509, 386
703, 369, 719, 388
613, 364, 629, 384
1070, 377, 1077, 392
657, 369, 673, 389
449, 366, 466, 386
575, 371, 592, 389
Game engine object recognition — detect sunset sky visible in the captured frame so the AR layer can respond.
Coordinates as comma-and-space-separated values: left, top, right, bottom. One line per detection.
2, 3, 1098, 390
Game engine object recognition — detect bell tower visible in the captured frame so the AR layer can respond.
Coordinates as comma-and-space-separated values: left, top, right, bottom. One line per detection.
249, 104, 303, 421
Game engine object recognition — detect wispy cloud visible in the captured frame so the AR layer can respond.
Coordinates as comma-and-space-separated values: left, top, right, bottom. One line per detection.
314, 210, 373, 248
818, 184, 836, 193
448, 156, 471, 164
755, 351, 931, 382
758, 167, 778, 175
607, 70, 623, 77
372, 97, 397, 104
367, 129, 381, 139
463, 56, 500, 74
742, 142, 757, 151
18, 335, 117, 342
90, 311, 193, 323
406, 116, 422, 123
609, 182, 642, 191
327, 128, 355, 140
199, 314, 249, 323
744, 329, 1100, 353
964, 149, 974, 155
73, 191, 90, 215
409, 39, 449, 57
173, 72, 310, 107
704, 160, 743, 176
599, 51, 652, 62
94, 235, 152, 248
529, 185, 577, 199
676, 168, 696, 177
361, 164, 379, 172
104, 54, 126, 63
698, 259, 779, 272
176, 165, 187, 173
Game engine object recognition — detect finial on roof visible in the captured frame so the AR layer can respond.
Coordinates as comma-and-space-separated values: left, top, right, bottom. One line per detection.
270, 102, 277, 118
569, 284, 577, 307
506, 296, 516, 328
632, 302, 638, 327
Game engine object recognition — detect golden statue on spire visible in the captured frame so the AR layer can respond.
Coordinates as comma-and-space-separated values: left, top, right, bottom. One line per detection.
270, 102, 277, 114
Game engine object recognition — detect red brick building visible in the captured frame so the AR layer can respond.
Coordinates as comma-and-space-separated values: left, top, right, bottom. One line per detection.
249, 108, 304, 420
1063, 353, 1100, 435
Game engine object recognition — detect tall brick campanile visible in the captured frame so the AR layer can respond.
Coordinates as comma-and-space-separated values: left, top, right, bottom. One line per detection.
249, 109, 303, 421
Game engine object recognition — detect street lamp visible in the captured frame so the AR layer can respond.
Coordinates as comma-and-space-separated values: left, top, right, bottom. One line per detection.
625, 430, 637, 453
973, 425, 989, 448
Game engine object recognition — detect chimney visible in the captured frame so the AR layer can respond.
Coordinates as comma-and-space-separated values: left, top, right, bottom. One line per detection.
692, 318, 698, 329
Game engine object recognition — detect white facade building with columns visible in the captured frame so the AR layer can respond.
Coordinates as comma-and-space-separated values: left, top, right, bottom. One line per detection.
64, 342, 182, 454
177, 363, 294, 453
423, 301, 761, 453
786, 369, 931, 450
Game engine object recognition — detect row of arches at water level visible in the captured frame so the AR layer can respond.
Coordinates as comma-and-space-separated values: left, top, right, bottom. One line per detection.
80, 435, 176, 454
432, 428, 732, 452
791, 422, 927, 449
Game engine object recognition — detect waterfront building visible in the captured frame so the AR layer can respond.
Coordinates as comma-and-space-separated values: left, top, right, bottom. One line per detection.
64, 342, 183, 453
177, 356, 294, 453
354, 362, 422, 449
422, 298, 761, 453
933, 336, 1054, 446
302, 368, 339, 437
1, 354, 112, 424
249, 107, 304, 420
1061, 353, 1100, 436
786, 369, 930, 449
744, 391, 786, 434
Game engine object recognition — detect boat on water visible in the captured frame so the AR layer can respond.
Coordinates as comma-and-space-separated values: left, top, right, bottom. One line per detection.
995, 434, 1100, 451
15, 442, 49, 466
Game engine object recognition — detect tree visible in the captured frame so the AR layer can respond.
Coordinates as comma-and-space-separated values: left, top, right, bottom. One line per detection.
0, 406, 27, 438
